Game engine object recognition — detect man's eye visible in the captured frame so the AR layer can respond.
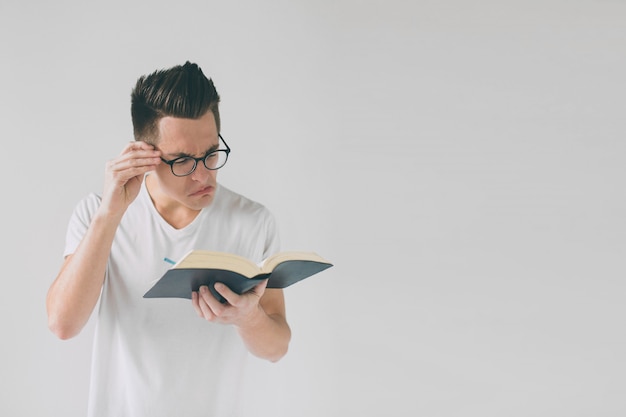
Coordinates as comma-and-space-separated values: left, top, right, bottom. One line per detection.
173, 158, 194, 166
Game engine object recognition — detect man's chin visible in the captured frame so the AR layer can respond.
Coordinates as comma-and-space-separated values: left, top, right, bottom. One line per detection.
186, 192, 215, 210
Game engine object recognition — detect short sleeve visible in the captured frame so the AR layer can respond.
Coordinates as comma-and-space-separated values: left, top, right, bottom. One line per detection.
63, 193, 102, 258
262, 210, 281, 259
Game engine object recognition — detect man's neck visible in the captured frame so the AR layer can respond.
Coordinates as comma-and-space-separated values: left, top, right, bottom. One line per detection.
144, 175, 201, 230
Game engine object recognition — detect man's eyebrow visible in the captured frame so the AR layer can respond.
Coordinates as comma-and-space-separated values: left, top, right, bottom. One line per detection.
165, 144, 220, 158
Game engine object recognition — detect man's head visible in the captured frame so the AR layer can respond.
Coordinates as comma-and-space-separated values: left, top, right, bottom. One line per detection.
131, 61, 221, 145
132, 62, 225, 213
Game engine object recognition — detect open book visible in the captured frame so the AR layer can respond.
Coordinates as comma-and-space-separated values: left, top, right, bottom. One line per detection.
143, 250, 333, 302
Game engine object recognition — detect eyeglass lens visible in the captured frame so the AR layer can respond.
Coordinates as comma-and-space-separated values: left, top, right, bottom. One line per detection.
171, 150, 229, 176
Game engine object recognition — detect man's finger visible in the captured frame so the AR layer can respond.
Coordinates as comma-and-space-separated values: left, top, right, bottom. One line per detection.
213, 282, 239, 305
199, 286, 223, 317
191, 291, 203, 318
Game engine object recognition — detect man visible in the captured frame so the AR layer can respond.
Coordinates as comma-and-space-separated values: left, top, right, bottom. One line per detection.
46, 61, 291, 416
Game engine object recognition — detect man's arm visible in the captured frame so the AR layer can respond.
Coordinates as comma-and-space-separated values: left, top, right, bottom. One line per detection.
192, 282, 291, 362
46, 142, 161, 339
46, 212, 122, 340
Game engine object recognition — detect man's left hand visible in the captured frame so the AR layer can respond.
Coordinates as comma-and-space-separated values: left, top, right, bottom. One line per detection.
191, 280, 268, 327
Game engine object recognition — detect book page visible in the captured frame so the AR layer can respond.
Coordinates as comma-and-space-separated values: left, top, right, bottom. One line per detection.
260, 252, 330, 273
175, 251, 261, 278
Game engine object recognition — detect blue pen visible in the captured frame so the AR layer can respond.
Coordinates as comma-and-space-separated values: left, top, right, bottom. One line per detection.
163, 257, 176, 265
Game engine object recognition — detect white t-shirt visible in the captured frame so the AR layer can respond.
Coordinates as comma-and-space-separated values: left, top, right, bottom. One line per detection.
64, 179, 280, 417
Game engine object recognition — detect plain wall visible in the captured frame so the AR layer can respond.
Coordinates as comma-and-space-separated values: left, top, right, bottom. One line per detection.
1, 1, 624, 416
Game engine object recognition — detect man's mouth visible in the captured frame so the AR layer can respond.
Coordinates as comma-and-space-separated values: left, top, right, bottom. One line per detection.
190, 185, 214, 196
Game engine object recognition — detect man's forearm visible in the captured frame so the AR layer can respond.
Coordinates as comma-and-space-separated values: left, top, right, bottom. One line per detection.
237, 306, 291, 362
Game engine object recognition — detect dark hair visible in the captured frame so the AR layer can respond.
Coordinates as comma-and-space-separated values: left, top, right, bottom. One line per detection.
131, 61, 220, 144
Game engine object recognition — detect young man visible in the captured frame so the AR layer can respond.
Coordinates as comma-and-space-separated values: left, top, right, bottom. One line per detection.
47, 62, 291, 416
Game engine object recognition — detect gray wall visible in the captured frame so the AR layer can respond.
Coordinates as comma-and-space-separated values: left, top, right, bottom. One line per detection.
1, 1, 624, 416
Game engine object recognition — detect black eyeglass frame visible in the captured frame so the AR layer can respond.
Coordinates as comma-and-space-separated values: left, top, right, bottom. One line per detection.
159, 134, 231, 177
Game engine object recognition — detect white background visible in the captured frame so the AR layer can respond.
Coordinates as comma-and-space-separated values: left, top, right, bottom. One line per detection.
1, 1, 625, 416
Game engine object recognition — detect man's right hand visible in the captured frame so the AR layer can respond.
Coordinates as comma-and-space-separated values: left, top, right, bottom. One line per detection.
100, 141, 161, 217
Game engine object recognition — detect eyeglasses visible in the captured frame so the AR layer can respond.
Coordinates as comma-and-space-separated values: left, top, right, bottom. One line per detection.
160, 134, 231, 177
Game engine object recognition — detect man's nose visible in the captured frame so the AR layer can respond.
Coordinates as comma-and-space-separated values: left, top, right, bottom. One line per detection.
190, 161, 212, 181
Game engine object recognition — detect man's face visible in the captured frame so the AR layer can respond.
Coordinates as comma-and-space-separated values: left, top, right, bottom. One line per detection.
151, 111, 220, 212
